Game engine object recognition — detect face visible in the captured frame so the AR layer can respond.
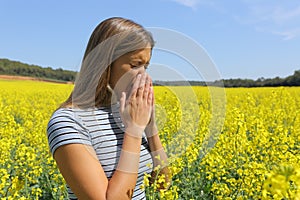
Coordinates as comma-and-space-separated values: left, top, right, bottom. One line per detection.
109, 47, 152, 96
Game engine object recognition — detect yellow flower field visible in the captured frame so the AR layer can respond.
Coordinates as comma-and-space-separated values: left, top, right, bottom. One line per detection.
0, 79, 299, 199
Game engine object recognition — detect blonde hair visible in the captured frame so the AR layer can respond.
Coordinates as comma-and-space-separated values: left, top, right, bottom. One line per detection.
60, 17, 154, 108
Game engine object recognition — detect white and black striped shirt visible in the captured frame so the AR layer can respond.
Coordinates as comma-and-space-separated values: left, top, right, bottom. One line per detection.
47, 104, 153, 200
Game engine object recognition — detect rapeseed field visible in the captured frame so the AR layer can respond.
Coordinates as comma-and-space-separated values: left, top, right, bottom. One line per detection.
0, 79, 299, 199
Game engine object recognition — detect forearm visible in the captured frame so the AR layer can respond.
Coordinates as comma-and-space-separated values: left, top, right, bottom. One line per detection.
147, 134, 171, 190
147, 134, 163, 152
106, 73, 153, 199
106, 133, 142, 200
147, 132, 168, 167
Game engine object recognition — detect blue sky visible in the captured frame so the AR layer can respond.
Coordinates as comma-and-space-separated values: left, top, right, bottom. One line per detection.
1, 0, 300, 81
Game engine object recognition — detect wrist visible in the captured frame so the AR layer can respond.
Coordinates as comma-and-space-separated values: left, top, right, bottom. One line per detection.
151, 148, 168, 168
116, 149, 140, 173
125, 123, 145, 138
145, 124, 158, 138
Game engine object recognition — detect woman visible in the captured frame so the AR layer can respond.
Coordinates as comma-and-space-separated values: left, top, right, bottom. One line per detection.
47, 17, 169, 200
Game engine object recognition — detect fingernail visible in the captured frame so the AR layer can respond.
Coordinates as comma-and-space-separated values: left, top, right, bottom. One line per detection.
137, 74, 142, 78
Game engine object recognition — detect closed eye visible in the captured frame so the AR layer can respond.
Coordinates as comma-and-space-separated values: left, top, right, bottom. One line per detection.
129, 63, 139, 69
130, 63, 150, 70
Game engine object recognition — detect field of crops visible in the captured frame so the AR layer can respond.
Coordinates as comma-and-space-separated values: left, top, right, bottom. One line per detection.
0, 79, 299, 199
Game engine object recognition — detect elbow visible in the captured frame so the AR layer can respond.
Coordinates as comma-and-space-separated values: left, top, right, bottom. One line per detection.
106, 192, 133, 200
106, 191, 118, 200
106, 193, 120, 200
77, 193, 106, 200
105, 171, 138, 199
106, 187, 134, 200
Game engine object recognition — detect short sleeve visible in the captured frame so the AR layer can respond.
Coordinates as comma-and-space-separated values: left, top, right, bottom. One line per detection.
47, 109, 92, 155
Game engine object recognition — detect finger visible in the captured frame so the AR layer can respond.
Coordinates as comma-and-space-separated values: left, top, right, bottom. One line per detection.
139, 73, 146, 88
147, 85, 153, 105
149, 76, 153, 87
132, 74, 142, 91
143, 75, 151, 100
151, 88, 156, 120
137, 73, 146, 98
120, 92, 126, 114
128, 74, 141, 99
148, 76, 154, 105
149, 85, 155, 107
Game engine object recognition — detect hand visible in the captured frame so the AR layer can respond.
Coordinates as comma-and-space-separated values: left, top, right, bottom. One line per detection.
145, 80, 158, 138
120, 73, 153, 138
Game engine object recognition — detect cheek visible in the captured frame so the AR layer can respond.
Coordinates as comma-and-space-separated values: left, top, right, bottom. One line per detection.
119, 64, 141, 80
110, 64, 127, 82
112, 68, 136, 92
120, 70, 136, 86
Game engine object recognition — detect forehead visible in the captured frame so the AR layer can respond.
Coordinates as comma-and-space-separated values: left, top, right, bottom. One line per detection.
127, 48, 152, 62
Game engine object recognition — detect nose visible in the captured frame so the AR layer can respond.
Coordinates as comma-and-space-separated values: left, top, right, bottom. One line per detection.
135, 65, 146, 74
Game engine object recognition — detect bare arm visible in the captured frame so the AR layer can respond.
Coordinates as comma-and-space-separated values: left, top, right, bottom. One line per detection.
146, 133, 172, 190
54, 134, 142, 200
53, 73, 153, 199
145, 82, 172, 190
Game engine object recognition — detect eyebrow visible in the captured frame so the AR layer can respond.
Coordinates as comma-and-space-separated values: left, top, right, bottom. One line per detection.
130, 59, 150, 65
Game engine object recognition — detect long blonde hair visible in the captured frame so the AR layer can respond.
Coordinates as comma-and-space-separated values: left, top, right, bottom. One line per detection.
60, 17, 154, 108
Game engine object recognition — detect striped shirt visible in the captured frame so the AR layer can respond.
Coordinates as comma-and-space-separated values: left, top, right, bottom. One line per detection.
47, 104, 153, 200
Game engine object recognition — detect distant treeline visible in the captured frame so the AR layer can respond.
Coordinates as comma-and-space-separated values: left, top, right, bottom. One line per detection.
1, 58, 299, 87
0, 58, 77, 82
154, 70, 300, 87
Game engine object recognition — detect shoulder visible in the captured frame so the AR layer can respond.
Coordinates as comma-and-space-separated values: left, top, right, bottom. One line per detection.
48, 109, 78, 132
47, 108, 92, 155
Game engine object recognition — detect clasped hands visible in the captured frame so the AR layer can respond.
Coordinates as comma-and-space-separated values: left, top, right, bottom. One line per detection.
119, 73, 158, 138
